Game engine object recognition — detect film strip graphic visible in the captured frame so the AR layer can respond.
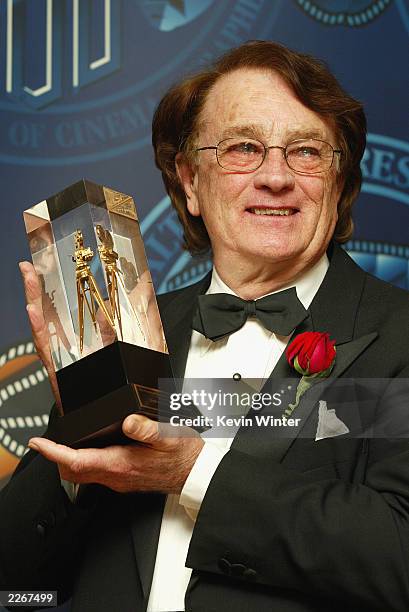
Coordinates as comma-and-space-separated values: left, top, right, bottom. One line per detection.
164, 240, 409, 293
0, 340, 51, 462
346, 239, 409, 259
345, 240, 409, 289
165, 257, 213, 292
0, 414, 48, 459
294, 0, 393, 27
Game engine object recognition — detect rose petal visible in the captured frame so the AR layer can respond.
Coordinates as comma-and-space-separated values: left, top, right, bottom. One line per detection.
286, 332, 309, 364
309, 337, 328, 372
286, 331, 336, 375
299, 333, 322, 372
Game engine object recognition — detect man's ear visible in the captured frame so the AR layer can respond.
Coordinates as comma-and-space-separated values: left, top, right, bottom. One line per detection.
175, 153, 200, 217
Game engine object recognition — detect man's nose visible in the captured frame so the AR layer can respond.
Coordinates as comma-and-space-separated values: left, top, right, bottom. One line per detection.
252, 147, 295, 191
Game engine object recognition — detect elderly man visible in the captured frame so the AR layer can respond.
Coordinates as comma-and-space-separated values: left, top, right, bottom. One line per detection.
2, 41, 409, 612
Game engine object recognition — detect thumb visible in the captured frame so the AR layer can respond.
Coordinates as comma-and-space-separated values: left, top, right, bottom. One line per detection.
122, 414, 160, 445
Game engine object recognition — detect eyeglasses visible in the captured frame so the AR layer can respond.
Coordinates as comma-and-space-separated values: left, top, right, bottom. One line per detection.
194, 137, 342, 175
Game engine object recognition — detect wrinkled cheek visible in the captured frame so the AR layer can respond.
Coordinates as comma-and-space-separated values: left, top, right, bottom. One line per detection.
312, 183, 337, 236
323, 174, 339, 220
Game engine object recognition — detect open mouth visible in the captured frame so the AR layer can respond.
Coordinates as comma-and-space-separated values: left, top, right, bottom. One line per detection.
246, 207, 298, 216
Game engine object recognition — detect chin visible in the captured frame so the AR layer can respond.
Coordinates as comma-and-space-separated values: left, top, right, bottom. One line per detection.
244, 241, 304, 263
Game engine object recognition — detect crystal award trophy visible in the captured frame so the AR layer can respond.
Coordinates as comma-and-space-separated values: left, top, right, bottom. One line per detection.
23, 179, 173, 447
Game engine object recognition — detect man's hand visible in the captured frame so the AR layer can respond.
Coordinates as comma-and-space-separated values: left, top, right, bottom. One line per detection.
19, 261, 62, 410
28, 414, 204, 494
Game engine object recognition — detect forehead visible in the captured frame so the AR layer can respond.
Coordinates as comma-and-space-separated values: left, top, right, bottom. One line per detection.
198, 68, 334, 142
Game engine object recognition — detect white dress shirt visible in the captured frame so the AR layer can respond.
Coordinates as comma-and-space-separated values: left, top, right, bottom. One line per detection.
147, 255, 329, 612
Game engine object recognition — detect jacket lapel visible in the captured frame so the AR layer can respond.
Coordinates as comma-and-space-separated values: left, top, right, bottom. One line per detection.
232, 244, 377, 463
232, 331, 378, 464
332, 332, 378, 378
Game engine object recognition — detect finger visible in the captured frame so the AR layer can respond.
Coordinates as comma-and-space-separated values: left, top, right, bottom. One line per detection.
26, 303, 54, 373
28, 437, 108, 477
20, 266, 60, 406
20, 263, 49, 355
26, 303, 47, 336
26, 303, 50, 354
28, 437, 79, 465
122, 414, 160, 444
19, 261, 43, 308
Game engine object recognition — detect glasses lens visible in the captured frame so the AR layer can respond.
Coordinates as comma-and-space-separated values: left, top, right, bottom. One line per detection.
217, 138, 265, 171
285, 139, 334, 174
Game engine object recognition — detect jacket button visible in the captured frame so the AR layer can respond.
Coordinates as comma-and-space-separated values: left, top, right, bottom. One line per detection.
36, 521, 47, 537
36, 512, 55, 537
218, 558, 231, 575
230, 563, 246, 577
243, 568, 257, 581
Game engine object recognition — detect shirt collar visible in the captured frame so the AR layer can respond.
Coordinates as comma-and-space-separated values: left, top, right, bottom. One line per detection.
207, 254, 329, 310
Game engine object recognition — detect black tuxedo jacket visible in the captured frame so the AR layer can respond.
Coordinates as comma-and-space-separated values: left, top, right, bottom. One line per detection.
1, 243, 409, 612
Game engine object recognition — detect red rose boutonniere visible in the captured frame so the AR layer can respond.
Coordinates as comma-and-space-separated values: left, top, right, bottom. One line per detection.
283, 331, 336, 418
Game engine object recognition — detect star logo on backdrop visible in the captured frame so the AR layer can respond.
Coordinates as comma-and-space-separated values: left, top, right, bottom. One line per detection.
169, 0, 186, 14
140, 0, 214, 31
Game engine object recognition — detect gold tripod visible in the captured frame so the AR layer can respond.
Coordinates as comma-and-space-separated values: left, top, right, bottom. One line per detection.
96, 225, 125, 340
96, 224, 146, 343
72, 229, 115, 353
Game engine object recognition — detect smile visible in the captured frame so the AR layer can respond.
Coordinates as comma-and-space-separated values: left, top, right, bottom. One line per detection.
248, 208, 297, 216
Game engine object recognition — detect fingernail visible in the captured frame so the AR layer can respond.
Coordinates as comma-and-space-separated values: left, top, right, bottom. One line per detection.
28, 441, 39, 451
124, 416, 139, 434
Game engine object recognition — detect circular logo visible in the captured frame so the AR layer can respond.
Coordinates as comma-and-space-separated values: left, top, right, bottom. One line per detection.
294, 0, 392, 26
140, 195, 212, 293
0, 339, 53, 485
0, 0, 282, 166
362, 133, 409, 210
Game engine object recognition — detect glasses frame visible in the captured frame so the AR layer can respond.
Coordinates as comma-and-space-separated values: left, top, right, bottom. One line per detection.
194, 137, 342, 175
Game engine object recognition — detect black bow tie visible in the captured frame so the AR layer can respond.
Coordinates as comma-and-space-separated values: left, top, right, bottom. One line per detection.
192, 288, 308, 341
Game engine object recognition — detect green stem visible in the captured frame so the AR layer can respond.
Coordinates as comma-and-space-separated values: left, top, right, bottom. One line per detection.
283, 376, 315, 418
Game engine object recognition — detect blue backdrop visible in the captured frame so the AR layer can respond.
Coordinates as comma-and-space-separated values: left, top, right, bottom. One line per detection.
0, 0, 408, 488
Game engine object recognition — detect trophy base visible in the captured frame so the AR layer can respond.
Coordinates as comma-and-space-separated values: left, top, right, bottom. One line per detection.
46, 383, 164, 448
46, 341, 174, 448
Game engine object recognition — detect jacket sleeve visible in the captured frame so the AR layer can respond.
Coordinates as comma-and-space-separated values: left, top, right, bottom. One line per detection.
0, 408, 99, 605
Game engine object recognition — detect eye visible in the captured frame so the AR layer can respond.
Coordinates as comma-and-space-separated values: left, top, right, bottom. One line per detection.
221, 139, 262, 156
235, 141, 259, 154
289, 145, 320, 158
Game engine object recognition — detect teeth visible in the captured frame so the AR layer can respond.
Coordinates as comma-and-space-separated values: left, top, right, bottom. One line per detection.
250, 208, 293, 216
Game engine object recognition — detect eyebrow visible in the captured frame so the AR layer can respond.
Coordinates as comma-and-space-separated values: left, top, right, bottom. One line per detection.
218, 124, 329, 142
219, 124, 263, 139
285, 127, 328, 141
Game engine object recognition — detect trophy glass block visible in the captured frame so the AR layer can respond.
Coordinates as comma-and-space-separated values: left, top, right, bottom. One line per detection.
23, 179, 173, 447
